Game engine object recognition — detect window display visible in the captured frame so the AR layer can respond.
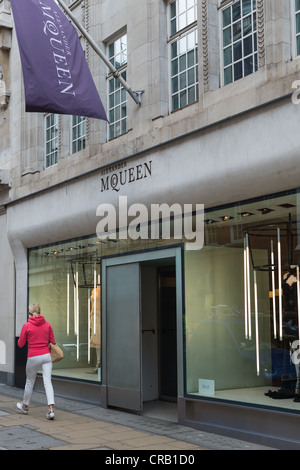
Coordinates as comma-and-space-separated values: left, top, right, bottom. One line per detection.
185, 191, 300, 411
29, 242, 103, 382
28, 231, 172, 383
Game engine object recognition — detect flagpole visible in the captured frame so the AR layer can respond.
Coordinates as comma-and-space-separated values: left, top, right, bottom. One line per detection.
56, 0, 143, 107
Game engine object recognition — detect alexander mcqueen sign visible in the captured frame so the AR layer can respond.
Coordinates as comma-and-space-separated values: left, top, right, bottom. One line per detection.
100, 160, 152, 192
41, 5, 75, 97
10, 0, 107, 120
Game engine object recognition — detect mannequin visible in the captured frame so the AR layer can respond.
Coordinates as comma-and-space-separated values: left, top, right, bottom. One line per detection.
291, 339, 300, 401
90, 286, 101, 372
266, 266, 300, 400
283, 266, 300, 399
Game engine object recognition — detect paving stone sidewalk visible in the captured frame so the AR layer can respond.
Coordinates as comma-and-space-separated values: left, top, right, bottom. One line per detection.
0, 384, 275, 451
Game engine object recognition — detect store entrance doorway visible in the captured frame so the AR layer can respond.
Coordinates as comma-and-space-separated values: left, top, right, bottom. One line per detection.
159, 267, 178, 401
141, 264, 177, 405
102, 247, 182, 415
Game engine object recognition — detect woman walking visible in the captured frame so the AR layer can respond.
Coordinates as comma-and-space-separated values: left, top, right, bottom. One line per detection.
17, 303, 56, 420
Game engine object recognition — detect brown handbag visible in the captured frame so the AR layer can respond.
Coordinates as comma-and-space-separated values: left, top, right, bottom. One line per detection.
49, 343, 64, 363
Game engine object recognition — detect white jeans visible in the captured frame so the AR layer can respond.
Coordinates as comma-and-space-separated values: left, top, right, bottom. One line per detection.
23, 353, 55, 406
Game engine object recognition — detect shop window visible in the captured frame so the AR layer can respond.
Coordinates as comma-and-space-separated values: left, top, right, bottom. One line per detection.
107, 34, 127, 140
72, 115, 86, 154
221, 0, 258, 86
28, 227, 177, 383
185, 191, 300, 411
45, 113, 58, 168
169, 0, 199, 111
29, 243, 102, 382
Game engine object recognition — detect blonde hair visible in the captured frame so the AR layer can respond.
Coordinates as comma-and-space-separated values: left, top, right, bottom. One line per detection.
29, 303, 41, 317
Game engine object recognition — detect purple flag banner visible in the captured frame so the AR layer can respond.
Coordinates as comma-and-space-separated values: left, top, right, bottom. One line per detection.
10, 0, 107, 120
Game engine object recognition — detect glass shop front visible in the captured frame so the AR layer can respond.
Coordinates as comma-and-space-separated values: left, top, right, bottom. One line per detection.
28, 189, 300, 413
186, 189, 300, 412
28, 231, 173, 387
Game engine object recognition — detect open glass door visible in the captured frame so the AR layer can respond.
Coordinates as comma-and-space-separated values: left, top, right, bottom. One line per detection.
105, 262, 142, 412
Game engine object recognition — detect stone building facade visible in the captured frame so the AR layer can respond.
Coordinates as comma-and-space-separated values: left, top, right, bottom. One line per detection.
1, 0, 300, 448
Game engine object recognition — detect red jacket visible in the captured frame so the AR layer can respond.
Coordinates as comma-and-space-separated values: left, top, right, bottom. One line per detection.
18, 315, 55, 358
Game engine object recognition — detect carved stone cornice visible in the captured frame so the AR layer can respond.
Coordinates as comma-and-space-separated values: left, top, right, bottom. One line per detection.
83, 0, 90, 142
0, 0, 12, 28
0, 0, 12, 44
0, 169, 11, 191
202, 0, 209, 93
0, 24, 11, 50
0, 0, 12, 108
257, 0, 265, 68
0, 89, 10, 109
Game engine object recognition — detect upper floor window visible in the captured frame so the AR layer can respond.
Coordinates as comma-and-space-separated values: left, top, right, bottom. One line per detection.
72, 116, 86, 154
45, 113, 58, 168
108, 34, 127, 140
170, 0, 197, 34
295, 0, 300, 56
222, 0, 257, 86
169, 0, 198, 111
